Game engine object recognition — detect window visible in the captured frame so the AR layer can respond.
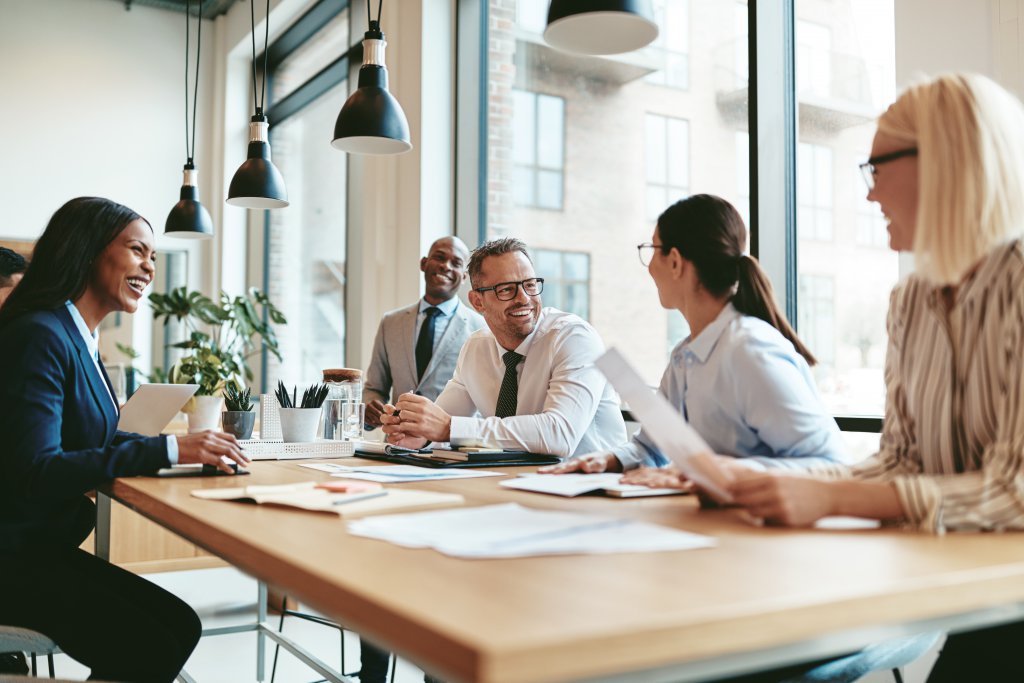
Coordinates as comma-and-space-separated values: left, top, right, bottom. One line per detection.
534, 249, 590, 320
797, 142, 833, 241
645, 0, 690, 89
645, 114, 689, 221
856, 196, 889, 247
253, 1, 351, 389
796, 20, 832, 100
798, 274, 835, 365
512, 90, 565, 210
479, 0, 748, 385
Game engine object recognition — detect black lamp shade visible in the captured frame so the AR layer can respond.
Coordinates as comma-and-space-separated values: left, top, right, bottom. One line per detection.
544, 0, 658, 55
166, 183, 214, 239
332, 34, 412, 155
227, 117, 289, 209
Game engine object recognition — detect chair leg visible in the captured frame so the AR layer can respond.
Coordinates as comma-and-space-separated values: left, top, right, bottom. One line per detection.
30, 653, 36, 676
47, 653, 55, 678
892, 668, 905, 683
389, 653, 397, 683
269, 595, 288, 683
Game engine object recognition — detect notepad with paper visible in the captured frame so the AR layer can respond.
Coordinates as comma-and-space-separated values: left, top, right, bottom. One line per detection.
500, 473, 686, 498
191, 482, 463, 516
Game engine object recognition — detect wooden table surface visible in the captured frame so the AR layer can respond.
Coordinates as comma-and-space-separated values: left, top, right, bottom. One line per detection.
102, 460, 1024, 683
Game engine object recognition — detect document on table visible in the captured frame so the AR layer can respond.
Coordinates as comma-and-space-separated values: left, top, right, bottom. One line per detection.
299, 462, 505, 483
500, 473, 686, 498
596, 348, 734, 503
348, 502, 716, 558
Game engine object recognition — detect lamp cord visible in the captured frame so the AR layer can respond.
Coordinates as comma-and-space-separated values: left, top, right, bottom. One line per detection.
251, 0, 271, 116
366, 0, 383, 28
184, 0, 202, 164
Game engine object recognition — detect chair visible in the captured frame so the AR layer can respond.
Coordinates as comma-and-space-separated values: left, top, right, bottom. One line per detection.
0, 626, 58, 678
783, 632, 942, 683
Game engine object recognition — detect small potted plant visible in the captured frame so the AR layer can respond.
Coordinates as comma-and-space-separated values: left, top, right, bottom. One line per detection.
222, 384, 256, 440
276, 381, 328, 443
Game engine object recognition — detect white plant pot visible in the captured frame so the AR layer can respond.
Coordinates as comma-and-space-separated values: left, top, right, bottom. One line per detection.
186, 395, 223, 433
278, 407, 322, 443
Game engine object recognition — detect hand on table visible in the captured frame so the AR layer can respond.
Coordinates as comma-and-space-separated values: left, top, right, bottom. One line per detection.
537, 452, 622, 474
364, 399, 387, 428
620, 466, 691, 490
728, 471, 835, 526
176, 431, 250, 474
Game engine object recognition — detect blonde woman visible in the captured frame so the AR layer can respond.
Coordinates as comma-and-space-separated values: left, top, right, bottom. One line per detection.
728, 73, 1024, 680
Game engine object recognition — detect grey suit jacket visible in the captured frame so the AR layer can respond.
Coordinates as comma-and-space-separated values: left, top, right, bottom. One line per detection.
363, 299, 486, 404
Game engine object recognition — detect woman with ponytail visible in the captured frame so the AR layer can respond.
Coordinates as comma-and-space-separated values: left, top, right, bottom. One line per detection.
542, 193, 843, 475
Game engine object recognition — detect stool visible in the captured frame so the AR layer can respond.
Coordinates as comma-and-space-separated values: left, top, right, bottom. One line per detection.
0, 626, 58, 678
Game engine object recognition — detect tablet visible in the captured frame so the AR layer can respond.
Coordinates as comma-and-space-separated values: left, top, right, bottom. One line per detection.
117, 383, 199, 436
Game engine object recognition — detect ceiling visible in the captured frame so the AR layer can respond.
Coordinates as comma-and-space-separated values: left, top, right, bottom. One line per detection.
113, 0, 243, 20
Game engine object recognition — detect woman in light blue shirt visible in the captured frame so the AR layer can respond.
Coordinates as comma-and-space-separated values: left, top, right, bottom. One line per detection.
543, 193, 844, 474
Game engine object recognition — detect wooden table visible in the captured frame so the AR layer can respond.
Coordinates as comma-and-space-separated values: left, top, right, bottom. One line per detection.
98, 460, 1024, 683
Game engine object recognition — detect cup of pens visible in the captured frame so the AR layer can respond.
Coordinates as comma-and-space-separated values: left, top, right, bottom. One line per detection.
276, 381, 328, 443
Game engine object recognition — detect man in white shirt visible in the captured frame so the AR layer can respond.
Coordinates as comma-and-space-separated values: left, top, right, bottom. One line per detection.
381, 237, 626, 457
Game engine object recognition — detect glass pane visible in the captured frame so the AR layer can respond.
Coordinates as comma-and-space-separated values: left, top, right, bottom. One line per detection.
564, 252, 589, 280
534, 249, 562, 278
270, 9, 349, 103
796, 0, 897, 416
486, 0, 747, 384
537, 95, 564, 168
265, 80, 349, 386
514, 166, 536, 206
512, 90, 537, 165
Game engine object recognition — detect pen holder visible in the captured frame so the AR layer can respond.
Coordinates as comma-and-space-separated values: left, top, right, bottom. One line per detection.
278, 407, 321, 443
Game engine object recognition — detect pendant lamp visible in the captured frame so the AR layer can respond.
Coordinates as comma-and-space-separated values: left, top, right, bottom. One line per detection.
227, 0, 289, 209
331, 0, 411, 154
544, 0, 659, 56
166, 0, 213, 239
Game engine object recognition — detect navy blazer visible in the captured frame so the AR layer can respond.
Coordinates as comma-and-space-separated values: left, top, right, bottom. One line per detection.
0, 306, 170, 554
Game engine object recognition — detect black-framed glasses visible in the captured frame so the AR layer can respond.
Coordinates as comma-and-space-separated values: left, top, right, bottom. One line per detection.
474, 277, 544, 301
859, 147, 918, 190
637, 242, 666, 267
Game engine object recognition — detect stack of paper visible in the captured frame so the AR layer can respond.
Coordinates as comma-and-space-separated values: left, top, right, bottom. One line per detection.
348, 503, 715, 558
500, 473, 686, 498
299, 462, 504, 483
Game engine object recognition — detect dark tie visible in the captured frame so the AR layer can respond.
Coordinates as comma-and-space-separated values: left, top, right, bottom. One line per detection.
415, 307, 441, 381
494, 351, 523, 418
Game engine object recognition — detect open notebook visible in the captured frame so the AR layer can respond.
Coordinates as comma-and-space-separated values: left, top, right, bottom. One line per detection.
501, 473, 687, 498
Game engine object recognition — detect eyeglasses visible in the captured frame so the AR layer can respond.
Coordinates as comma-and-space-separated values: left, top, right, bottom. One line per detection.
637, 242, 666, 267
473, 277, 545, 301
858, 147, 918, 190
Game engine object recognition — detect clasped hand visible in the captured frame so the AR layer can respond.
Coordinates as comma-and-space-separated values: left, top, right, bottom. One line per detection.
380, 393, 452, 448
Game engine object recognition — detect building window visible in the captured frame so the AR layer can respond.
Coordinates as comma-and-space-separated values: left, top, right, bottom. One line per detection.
798, 275, 835, 366
534, 249, 590, 321
645, 0, 690, 90
797, 142, 833, 241
513, 90, 565, 210
645, 114, 690, 222
856, 196, 889, 248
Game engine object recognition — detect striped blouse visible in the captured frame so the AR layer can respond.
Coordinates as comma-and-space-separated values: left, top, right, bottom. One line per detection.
814, 240, 1024, 533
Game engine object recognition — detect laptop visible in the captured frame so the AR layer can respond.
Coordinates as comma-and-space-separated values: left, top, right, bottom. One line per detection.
117, 383, 199, 436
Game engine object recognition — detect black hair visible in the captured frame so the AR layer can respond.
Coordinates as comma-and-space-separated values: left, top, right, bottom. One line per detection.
656, 194, 817, 365
0, 197, 149, 329
0, 247, 28, 286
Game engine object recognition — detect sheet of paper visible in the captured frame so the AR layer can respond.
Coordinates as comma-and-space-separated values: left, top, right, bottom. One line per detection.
500, 473, 626, 497
813, 516, 882, 530
348, 503, 716, 558
299, 462, 504, 483
596, 348, 734, 503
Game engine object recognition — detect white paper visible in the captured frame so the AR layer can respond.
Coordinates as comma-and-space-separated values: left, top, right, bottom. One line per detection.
298, 462, 504, 483
348, 503, 716, 558
814, 516, 882, 530
500, 473, 684, 498
596, 348, 734, 503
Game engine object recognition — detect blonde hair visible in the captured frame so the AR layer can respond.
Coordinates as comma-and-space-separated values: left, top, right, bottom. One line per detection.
877, 73, 1024, 284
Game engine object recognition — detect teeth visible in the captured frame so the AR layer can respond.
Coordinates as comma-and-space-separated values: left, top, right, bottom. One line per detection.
127, 278, 147, 293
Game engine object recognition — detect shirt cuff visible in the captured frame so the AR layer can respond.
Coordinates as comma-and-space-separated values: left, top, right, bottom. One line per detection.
166, 435, 179, 466
449, 416, 483, 448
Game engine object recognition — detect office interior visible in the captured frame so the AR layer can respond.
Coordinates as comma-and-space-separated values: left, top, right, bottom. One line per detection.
2, 0, 1021, 681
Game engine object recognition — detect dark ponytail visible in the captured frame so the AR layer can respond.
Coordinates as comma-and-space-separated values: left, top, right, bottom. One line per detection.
656, 194, 817, 366
0, 197, 147, 330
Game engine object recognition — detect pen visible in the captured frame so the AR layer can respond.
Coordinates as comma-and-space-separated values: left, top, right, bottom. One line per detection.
332, 490, 388, 505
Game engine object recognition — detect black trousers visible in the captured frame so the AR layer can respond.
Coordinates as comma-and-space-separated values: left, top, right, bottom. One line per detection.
0, 546, 201, 683
927, 620, 1024, 682
360, 636, 443, 683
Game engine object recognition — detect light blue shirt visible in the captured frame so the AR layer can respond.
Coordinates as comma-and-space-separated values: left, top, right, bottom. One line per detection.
64, 301, 178, 465
611, 303, 845, 470
414, 295, 460, 352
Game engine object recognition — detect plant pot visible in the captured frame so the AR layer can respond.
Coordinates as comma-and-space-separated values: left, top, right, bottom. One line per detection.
278, 407, 321, 443
222, 411, 256, 440
185, 395, 223, 433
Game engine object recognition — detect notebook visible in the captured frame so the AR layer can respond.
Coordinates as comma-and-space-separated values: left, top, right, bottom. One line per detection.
357, 449, 560, 469
500, 473, 688, 498
117, 383, 199, 436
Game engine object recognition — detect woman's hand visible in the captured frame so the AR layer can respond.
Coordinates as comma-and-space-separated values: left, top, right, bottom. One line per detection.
620, 466, 691, 490
728, 471, 835, 526
537, 452, 622, 474
176, 431, 250, 474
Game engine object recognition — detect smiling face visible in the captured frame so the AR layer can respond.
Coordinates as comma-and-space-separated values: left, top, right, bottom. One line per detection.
468, 251, 542, 350
421, 236, 469, 304
867, 131, 920, 252
87, 219, 156, 316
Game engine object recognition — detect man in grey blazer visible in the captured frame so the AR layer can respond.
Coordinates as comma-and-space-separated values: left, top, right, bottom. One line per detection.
363, 235, 485, 428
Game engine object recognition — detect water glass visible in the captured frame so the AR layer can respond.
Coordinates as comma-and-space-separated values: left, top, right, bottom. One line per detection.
341, 402, 365, 441
321, 398, 346, 440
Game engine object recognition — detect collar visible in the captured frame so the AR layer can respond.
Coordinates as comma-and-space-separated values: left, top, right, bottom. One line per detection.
923, 239, 1019, 313
65, 300, 100, 360
420, 295, 459, 317
680, 302, 740, 364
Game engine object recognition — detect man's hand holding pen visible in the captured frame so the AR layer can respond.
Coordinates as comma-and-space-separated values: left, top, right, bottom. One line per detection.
381, 392, 451, 448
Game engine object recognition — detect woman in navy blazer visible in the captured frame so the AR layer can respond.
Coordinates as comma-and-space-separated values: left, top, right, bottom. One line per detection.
0, 197, 249, 682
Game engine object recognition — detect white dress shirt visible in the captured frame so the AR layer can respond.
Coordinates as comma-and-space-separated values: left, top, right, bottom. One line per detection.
438, 308, 627, 458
